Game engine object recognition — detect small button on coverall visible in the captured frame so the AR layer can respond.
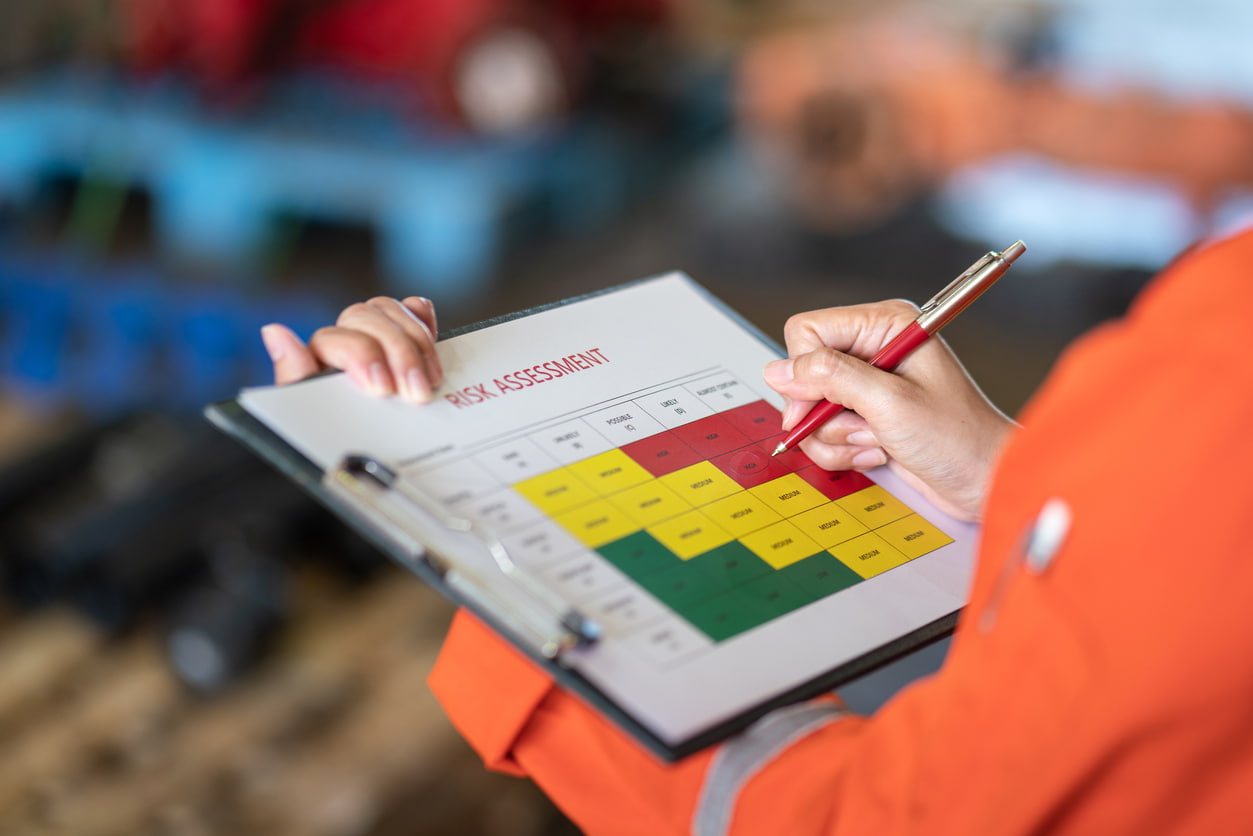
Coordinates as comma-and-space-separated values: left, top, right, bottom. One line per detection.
429, 229, 1253, 835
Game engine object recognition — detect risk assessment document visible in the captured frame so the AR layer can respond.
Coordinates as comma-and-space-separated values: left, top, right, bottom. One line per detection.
223, 272, 978, 759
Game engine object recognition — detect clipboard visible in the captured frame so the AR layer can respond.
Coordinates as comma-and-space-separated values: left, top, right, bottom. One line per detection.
206, 272, 977, 761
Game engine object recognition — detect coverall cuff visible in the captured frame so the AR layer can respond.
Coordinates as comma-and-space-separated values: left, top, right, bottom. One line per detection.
428, 608, 555, 777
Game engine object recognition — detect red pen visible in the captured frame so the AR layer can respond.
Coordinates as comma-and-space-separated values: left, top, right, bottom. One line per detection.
771, 240, 1027, 457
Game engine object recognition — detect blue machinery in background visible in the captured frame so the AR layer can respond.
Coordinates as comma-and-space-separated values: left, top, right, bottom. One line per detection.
0, 251, 334, 415
0, 71, 727, 415
0, 71, 727, 300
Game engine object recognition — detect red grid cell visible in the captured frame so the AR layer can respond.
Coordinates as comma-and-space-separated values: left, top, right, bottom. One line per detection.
796, 466, 874, 500
721, 400, 784, 442
672, 414, 751, 458
710, 444, 796, 489
620, 431, 703, 477
754, 435, 814, 472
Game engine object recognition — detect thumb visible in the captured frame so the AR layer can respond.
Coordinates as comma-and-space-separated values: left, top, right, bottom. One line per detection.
262, 323, 322, 385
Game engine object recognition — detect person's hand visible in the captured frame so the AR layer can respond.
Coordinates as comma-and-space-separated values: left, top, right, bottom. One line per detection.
260, 296, 443, 403
762, 300, 1014, 522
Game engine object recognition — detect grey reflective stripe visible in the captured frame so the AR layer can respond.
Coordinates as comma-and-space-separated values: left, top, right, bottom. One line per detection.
692, 702, 847, 836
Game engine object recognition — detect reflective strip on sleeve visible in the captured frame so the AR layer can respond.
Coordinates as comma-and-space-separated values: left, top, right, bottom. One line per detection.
693, 701, 847, 836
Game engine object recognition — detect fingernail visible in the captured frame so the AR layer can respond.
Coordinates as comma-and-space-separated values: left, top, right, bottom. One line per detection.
847, 430, 877, 446
368, 362, 392, 396
763, 359, 794, 384
852, 448, 888, 469
404, 368, 432, 403
260, 324, 285, 362
781, 399, 804, 429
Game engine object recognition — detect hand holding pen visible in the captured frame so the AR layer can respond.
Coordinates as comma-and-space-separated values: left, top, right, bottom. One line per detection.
762, 241, 1026, 522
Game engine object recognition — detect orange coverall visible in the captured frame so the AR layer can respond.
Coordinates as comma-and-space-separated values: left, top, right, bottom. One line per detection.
429, 228, 1253, 834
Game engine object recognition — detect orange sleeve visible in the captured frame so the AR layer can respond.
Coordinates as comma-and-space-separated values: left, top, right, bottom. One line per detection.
426, 588, 1087, 836
428, 610, 718, 833
429, 231, 1253, 836
426, 609, 555, 777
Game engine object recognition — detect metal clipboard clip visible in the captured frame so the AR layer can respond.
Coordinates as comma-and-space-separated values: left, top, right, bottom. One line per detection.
324, 454, 601, 661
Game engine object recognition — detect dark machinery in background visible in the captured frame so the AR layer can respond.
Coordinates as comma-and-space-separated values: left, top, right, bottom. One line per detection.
0, 412, 386, 694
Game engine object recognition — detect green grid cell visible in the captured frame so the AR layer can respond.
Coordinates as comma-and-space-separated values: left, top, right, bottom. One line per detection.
685, 541, 774, 588
778, 552, 864, 598
683, 588, 778, 642
596, 531, 680, 578
737, 570, 825, 614
636, 560, 732, 610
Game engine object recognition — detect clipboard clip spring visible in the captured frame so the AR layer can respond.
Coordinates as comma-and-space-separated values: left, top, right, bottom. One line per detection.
337, 454, 601, 660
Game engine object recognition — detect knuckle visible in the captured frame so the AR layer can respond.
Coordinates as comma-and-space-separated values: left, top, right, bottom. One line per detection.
336, 302, 374, 323
311, 325, 378, 357
390, 339, 425, 366
782, 310, 818, 342
812, 424, 845, 446
309, 325, 339, 343
880, 298, 921, 320
800, 347, 842, 380
801, 442, 846, 471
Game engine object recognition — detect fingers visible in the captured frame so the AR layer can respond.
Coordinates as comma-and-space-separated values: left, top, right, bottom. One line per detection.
800, 437, 889, 472
308, 296, 441, 402
764, 310, 911, 474
351, 295, 442, 392
782, 299, 920, 360
764, 299, 1010, 521
794, 414, 888, 472
765, 345, 903, 424
400, 296, 439, 344
262, 323, 322, 385
263, 296, 439, 402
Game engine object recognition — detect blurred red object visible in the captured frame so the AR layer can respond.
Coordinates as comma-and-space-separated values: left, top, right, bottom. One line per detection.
122, 0, 671, 133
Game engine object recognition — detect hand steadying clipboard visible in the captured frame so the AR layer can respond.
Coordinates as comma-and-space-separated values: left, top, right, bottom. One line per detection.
207, 272, 979, 760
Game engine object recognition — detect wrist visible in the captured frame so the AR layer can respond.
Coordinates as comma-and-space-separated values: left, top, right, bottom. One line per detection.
958, 416, 1016, 522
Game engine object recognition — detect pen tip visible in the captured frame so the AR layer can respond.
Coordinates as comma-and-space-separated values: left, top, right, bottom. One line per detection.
771, 443, 786, 457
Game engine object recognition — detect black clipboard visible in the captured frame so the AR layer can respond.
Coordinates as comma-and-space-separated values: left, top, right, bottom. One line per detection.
206, 274, 964, 761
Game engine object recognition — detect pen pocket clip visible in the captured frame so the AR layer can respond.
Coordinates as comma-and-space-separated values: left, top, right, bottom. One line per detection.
920, 253, 996, 313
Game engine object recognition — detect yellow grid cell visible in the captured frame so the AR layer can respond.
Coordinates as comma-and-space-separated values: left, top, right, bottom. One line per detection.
608, 480, 693, 527
514, 468, 598, 515
834, 484, 913, 529
567, 449, 653, 496
739, 520, 822, 569
702, 491, 783, 538
829, 532, 910, 579
875, 514, 953, 559
659, 461, 743, 507
555, 499, 642, 548
647, 510, 732, 559
748, 472, 829, 517
790, 501, 870, 549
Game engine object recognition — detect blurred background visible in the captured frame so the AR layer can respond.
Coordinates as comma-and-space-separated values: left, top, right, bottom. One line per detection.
2, 0, 1252, 833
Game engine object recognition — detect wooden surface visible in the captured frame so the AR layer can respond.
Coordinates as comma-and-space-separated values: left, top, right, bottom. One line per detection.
0, 399, 583, 836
